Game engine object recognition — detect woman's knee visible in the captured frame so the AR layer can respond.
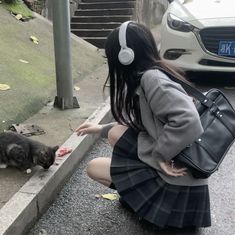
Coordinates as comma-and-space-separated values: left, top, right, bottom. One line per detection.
86, 157, 111, 182
86, 158, 99, 180
108, 125, 128, 147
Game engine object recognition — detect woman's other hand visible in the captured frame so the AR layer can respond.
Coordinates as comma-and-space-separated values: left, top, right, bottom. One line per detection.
159, 161, 187, 177
76, 122, 102, 136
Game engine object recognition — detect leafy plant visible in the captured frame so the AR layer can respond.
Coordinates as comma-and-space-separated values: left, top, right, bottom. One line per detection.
2, 0, 33, 20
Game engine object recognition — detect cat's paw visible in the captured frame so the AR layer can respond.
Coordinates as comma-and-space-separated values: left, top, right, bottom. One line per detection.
26, 168, 32, 174
39, 229, 48, 235
0, 164, 7, 169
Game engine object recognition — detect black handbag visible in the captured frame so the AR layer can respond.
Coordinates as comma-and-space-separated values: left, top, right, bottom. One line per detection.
169, 75, 235, 178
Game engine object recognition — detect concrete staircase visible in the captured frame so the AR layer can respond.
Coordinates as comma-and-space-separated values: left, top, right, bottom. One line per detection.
71, 0, 136, 48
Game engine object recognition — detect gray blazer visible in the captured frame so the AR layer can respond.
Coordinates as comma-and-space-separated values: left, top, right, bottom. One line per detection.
138, 69, 207, 186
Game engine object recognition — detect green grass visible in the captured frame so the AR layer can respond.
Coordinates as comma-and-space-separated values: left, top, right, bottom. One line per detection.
0, 4, 104, 132
3, 0, 33, 19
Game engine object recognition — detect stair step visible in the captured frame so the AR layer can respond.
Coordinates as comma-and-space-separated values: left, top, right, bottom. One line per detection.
71, 0, 136, 48
71, 15, 132, 23
82, 37, 107, 48
72, 29, 112, 37
78, 2, 135, 9
71, 22, 121, 29
75, 8, 134, 16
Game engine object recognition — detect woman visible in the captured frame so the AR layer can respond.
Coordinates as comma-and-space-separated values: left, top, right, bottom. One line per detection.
76, 21, 211, 229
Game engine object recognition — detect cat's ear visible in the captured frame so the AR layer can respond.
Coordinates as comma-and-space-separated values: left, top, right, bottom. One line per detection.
52, 145, 59, 153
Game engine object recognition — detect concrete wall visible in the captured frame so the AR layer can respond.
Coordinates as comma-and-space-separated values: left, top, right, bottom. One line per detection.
135, 0, 168, 28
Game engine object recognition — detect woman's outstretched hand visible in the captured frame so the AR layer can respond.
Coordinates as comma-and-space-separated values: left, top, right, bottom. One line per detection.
159, 161, 187, 177
76, 122, 102, 136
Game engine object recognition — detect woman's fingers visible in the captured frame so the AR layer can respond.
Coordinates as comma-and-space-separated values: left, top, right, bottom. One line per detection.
166, 168, 185, 177
76, 123, 91, 131
172, 167, 187, 174
76, 127, 91, 135
76, 123, 92, 135
75, 127, 85, 135
76, 129, 85, 136
75, 123, 102, 136
159, 161, 187, 177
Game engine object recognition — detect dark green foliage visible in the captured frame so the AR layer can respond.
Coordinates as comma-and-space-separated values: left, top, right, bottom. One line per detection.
3, 0, 17, 4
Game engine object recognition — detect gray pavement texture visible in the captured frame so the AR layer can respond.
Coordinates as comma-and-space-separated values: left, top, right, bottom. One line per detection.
28, 138, 235, 235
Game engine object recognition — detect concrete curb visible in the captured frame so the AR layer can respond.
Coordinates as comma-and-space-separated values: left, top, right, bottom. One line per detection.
0, 99, 112, 235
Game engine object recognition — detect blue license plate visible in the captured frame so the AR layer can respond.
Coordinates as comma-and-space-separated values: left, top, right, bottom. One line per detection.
218, 41, 235, 56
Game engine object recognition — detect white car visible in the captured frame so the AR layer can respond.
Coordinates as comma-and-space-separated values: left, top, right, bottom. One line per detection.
159, 0, 235, 72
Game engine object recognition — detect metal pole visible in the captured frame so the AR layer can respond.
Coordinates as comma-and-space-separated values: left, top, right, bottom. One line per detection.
52, 0, 79, 109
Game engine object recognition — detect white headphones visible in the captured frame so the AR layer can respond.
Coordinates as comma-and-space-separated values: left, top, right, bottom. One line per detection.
118, 21, 135, 65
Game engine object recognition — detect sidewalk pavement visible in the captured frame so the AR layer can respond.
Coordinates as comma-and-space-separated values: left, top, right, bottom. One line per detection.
0, 63, 113, 235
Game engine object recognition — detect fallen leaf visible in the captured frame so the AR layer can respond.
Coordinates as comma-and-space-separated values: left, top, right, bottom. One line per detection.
15, 14, 23, 20
0, 84, 10, 91
19, 59, 29, 64
101, 193, 119, 201
30, 35, 39, 44
74, 86, 80, 91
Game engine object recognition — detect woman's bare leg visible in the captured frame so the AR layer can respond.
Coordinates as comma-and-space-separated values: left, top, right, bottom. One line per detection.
86, 125, 128, 187
107, 125, 128, 147
86, 157, 112, 187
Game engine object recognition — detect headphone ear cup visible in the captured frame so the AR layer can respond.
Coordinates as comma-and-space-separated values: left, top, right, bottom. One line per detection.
118, 47, 135, 65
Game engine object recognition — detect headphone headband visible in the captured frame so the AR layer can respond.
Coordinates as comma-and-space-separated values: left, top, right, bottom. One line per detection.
119, 21, 132, 48
118, 21, 135, 65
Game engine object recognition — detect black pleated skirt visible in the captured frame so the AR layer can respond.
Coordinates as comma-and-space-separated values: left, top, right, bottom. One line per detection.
110, 128, 211, 229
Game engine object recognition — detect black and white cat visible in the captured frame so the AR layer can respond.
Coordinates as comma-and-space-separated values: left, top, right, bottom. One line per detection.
0, 132, 59, 173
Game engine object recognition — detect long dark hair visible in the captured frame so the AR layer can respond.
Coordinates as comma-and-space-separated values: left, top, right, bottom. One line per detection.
104, 22, 185, 130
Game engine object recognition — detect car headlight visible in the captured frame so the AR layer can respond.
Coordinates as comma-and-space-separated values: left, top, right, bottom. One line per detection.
167, 13, 195, 32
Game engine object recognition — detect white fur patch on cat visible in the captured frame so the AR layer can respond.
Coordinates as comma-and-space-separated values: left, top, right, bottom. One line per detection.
39, 228, 48, 235
26, 168, 32, 174
0, 164, 7, 169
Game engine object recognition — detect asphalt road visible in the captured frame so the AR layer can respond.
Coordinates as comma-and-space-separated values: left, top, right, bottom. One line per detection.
29, 75, 235, 235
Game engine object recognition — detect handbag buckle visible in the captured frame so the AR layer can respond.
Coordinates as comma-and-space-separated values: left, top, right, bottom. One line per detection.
210, 104, 222, 117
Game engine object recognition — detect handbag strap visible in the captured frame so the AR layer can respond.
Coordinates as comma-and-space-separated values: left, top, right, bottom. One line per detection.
152, 66, 213, 108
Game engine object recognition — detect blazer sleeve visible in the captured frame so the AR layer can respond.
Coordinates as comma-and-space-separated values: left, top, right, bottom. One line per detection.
141, 70, 204, 162
100, 122, 117, 138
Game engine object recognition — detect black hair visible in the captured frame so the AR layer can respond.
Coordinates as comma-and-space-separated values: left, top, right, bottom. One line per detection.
104, 22, 185, 130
